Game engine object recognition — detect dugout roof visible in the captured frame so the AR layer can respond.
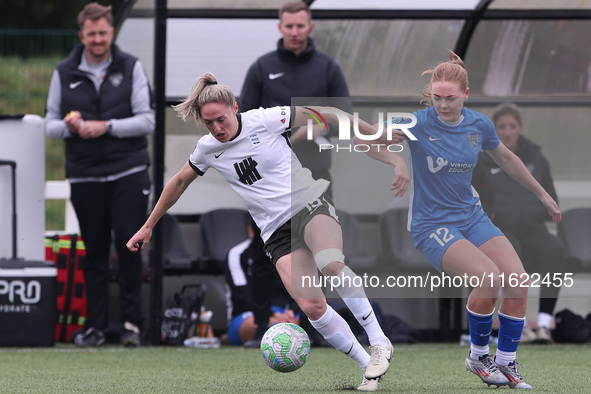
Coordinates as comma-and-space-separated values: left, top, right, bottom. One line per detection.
118, 0, 591, 100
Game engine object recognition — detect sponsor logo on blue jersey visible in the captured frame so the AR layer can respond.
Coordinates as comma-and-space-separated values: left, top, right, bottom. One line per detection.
427, 155, 476, 173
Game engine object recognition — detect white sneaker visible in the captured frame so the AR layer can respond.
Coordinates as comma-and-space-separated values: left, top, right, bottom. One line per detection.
358, 368, 382, 392
364, 338, 393, 379
535, 326, 553, 344
465, 355, 509, 386
520, 326, 537, 344
497, 361, 533, 389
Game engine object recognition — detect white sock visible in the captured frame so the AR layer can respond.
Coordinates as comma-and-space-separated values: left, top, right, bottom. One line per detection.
495, 349, 516, 366
333, 267, 389, 346
309, 305, 370, 369
537, 312, 552, 329
469, 343, 489, 360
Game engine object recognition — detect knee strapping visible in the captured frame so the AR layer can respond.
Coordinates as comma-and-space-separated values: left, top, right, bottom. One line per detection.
314, 248, 344, 272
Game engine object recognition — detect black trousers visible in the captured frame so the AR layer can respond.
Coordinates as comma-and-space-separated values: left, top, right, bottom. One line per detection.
70, 170, 150, 331
503, 223, 566, 316
248, 222, 276, 332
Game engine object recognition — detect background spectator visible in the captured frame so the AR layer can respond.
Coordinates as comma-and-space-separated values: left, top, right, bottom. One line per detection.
473, 103, 565, 344
223, 220, 300, 346
44, 2, 155, 346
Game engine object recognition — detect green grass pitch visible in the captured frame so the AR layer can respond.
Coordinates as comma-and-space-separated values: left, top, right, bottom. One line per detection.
0, 343, 589, 392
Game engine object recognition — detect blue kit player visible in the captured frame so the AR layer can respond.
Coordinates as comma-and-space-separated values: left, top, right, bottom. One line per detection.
356, 52, 561, 389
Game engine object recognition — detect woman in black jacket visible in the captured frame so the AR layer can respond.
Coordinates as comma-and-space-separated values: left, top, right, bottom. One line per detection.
473, 104, 565, 344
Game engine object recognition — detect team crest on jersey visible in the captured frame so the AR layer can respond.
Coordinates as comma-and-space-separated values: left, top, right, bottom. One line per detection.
249, 133, 260, 145
467, 133, 479, 149
109, 72, 124, 87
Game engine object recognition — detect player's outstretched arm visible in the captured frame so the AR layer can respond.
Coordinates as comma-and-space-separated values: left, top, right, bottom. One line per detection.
290, 106, 376, 137
290, 106, 406, 143
487, 142, 561, 223
127, 161, 199, 252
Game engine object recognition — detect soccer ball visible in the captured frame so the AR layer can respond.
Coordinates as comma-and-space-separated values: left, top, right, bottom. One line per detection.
260, 323, 310, 373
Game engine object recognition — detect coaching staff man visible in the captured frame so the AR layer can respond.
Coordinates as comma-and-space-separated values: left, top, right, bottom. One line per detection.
239, 0, 352, 196
45, 2, 155, 347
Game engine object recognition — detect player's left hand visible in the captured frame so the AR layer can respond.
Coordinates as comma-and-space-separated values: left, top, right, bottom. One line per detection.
541, 194, 561, 223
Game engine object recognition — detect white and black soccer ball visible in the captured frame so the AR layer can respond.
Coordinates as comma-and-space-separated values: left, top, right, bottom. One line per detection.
260, 323, 310, 373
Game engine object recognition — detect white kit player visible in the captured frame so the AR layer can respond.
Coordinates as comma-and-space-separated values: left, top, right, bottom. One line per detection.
127, 72, 410, 391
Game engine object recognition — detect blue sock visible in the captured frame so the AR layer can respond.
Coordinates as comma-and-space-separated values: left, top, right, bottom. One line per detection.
498, 311, 525, 353
467, 305, 494, 346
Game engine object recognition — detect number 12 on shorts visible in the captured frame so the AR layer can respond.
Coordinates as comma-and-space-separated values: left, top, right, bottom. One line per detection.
429, 227, 455, 247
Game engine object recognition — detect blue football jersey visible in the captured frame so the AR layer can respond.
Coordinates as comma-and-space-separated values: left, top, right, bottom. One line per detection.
405, 106, 499, 232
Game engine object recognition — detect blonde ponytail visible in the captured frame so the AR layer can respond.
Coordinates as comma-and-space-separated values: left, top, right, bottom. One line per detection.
173, 72, 236, 123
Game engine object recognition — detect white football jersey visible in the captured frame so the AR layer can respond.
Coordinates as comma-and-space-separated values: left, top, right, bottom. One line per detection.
189, 106, 329, 242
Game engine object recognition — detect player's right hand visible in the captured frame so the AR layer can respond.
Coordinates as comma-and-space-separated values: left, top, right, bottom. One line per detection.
391, 158, 410, 197
371, 122, 407, 144
127, 227, 152, 252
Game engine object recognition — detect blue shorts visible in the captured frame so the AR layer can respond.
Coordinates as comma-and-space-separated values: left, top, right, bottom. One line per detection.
411, 210, 503, 272
228, 311, 253, 346
227, 307, 301, 345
